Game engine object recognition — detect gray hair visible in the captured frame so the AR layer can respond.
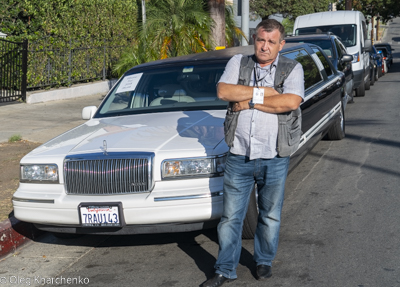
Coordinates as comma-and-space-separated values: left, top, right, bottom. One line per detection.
255, 19, 285, 41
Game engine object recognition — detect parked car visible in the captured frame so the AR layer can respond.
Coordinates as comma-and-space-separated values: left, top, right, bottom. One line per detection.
285, 33, 354, 105
376, 46, 392, 69
375, 42, 394, 66
13, 43, 347, 239
368, 47, 380, 85
372, 45, 383, 78
293, 11, 372, 97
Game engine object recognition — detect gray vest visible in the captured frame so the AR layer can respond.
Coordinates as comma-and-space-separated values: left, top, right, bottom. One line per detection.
223, 54, 302, 157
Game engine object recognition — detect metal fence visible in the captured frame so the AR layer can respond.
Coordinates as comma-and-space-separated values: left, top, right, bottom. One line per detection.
0, 38, 28, 102
27, 37, 130, 90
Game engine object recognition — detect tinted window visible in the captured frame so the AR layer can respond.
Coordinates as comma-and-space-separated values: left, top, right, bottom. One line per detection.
283, 49, 322, 90
97, 64, 226, 118
312, 48, 333, 77
295, 24, 357, 47
286, 39, 334, 59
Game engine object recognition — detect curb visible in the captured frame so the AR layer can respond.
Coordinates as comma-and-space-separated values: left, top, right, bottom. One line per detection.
0, 216, 44, 259
26, 79, 118, 104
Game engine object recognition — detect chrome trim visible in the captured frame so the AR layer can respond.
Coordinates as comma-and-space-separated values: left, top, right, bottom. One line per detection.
295, 101, 342, 154
64, 152, 154, 195
154, 191, 223, 202
12, 197, 55, 204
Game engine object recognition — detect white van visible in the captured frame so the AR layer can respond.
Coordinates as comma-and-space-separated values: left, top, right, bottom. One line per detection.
293, 11, 372, 97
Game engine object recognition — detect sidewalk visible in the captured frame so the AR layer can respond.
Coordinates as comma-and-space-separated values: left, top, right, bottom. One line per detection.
0, 85, 107, 259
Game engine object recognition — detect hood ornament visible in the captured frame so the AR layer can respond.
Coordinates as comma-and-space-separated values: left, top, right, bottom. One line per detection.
102, 140, 108, 155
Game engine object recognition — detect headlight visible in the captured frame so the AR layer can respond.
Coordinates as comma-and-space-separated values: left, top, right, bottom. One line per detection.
162, 155, 226, 179
352, 52, 359, 63
20, 164, 59, 183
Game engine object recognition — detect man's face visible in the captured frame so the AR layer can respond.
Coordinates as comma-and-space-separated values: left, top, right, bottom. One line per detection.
253, 28, 285, 67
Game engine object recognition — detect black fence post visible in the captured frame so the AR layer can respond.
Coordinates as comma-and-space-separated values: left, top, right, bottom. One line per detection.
103, 39, 106, 81
21, 39, 28, 102
68, 39, 72, 85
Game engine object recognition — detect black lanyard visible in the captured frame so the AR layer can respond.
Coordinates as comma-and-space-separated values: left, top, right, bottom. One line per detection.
253, 65, 269, 88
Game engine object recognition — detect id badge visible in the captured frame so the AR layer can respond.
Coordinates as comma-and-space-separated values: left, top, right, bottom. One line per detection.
252, 88, 264, 104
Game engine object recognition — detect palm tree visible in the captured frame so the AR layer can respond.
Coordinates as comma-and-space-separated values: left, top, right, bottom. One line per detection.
143, 0, 213, 59
113, 0, 245, 76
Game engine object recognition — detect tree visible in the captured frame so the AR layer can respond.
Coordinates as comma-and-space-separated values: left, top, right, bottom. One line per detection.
337, 0, 400, 23
141, 0, 213, 60
114, 0, 244, 76
208, 0, 225, 48
250, 0, 331, 20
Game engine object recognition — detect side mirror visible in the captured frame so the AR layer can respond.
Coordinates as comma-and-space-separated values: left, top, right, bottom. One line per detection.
82, 106, 98, 120
341, 54, 353, 63
363, 39, 372, 53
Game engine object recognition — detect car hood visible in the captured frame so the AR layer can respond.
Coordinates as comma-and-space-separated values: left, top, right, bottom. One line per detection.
26, 110, 227, 158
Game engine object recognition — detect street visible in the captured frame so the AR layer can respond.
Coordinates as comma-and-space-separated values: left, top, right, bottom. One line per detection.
1, 20, 400, 287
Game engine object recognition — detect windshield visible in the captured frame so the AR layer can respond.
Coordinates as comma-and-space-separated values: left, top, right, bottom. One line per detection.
295, 24, 357, 48
97, 63, 227, 118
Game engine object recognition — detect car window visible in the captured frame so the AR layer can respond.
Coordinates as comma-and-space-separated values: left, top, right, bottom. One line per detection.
283, 48, 323, 90
312, 48, 333, 77
296, 24, 357, 48
97, 63, 227, 117
334, 39, 344, 59
377, 48, 388, 57
286, 39, 334, 59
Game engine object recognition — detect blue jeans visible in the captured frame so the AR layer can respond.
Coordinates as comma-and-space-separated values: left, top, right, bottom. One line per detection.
214, 152, 290, 279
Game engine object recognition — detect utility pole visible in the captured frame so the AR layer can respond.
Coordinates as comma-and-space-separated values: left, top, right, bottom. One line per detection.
371, 16, 375, 44
241, 0, 249, 46
142, 0, 146, 26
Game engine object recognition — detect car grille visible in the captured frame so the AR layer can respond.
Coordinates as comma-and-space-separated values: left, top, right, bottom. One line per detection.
64, 152, 154, 195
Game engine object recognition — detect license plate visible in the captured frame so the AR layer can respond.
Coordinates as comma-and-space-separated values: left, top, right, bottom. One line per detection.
79, 205, 121, 227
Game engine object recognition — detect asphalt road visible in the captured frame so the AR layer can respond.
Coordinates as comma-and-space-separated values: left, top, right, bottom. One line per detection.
1, 19, 399, 287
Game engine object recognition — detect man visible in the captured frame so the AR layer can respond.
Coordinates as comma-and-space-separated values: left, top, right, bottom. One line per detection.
202, 19, 304, 287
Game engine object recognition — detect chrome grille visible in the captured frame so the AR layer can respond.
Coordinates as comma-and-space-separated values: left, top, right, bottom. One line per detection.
64, 152, 154, 195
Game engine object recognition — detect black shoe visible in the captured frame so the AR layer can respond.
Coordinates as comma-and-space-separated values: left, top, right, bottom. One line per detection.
256, 265, 272, 280
202, 273, 235, 287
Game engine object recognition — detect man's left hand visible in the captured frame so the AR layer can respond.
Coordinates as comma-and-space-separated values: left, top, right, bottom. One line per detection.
232, 101, 249, 112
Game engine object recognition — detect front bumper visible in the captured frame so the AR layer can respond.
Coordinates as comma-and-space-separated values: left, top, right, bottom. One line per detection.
13, 178, 224, 234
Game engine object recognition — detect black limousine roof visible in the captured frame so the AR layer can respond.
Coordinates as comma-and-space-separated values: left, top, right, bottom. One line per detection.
285, 34, 337, 41
126, 42, 309, 73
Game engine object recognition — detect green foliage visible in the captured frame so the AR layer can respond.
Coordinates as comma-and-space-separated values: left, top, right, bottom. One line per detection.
114, 0, 213, 77
225, 4, 247, 46
282, 18, 295, 36
8, 134, 22, 142
142, 0, 213, 59
113, 0, 243, 77
250, 0, 331, 20
336, 0, 400, 23
1, 0, 138, 88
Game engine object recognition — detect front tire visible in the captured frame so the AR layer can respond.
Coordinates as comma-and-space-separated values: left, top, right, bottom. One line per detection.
356, 81, 365, 97
325, 102, 345, 140
365, 78, 371, 90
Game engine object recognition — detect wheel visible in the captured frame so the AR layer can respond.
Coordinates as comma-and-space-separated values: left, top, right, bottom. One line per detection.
242, 186, 258, 239
325, 102, 345, 140
365, 78, 371, 90
370, 69, 375, 86
355, 81, 365, 97
375, 69, 379, 81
